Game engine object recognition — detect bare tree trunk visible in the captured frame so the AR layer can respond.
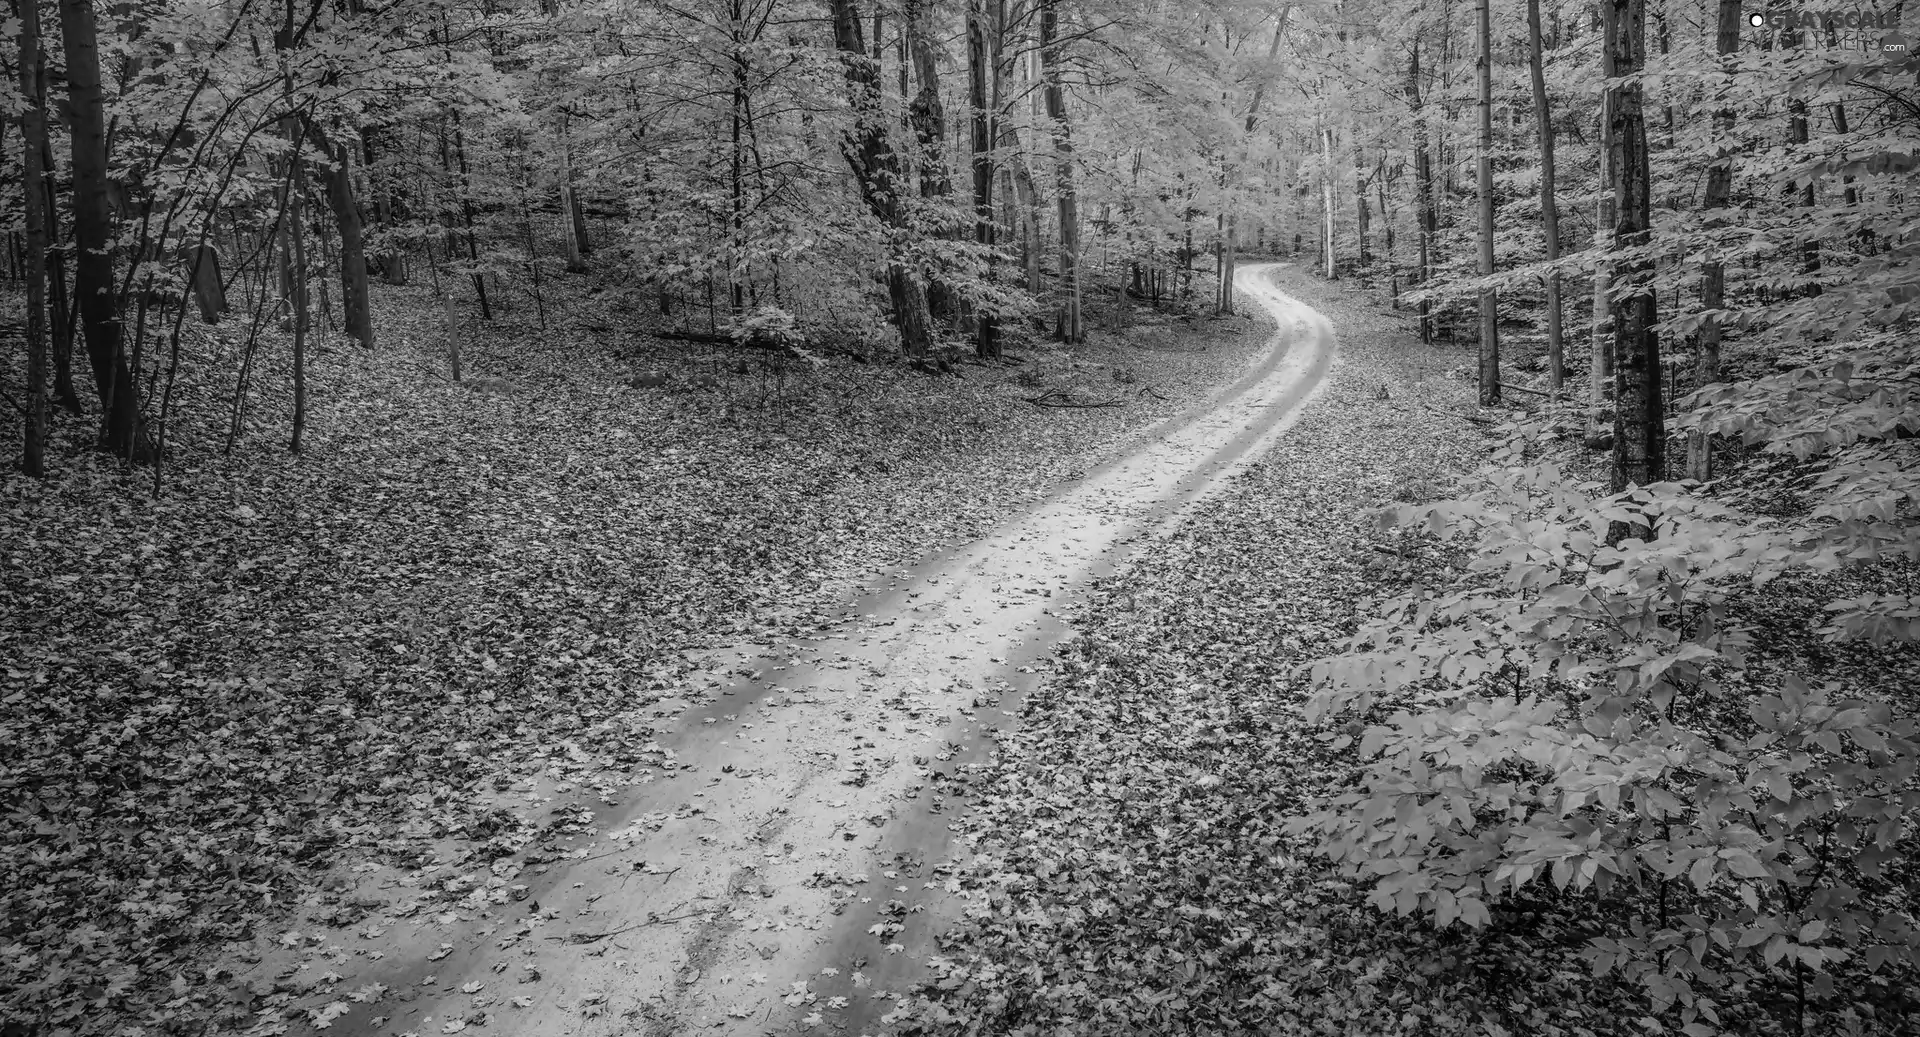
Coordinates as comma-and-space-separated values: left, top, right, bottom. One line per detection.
288, 124, 310, 454
59, 0, 154, 462
1606, 0, 1661, 496
1586, 81, 1616, 450
969, 0, 1000, 357
1320, 120, 1336, 278
1475, 0, 1500, 407
1406, 39, 1436, 342
827, 0, 937, 358
189, 245, 226, 323
1352, 136, 1370, 269
444, 290, 463, 383
1041, 0, 1082, 343
310, 123, 373, 348
1525, 0, 1563, 391
1219, 215, 1237, 314
559, 117, 588, 274
1783, 22, 1820, 296
1379, 154, 1398, 303
20, 0, 50, 476
1686, 0, 1740, 481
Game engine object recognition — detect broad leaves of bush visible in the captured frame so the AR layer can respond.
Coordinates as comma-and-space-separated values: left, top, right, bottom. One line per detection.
1291, 354, 1920, 1027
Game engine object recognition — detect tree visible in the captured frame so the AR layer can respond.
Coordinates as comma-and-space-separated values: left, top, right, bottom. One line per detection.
18, 0, 52, 477
969, 0, 1000, 358
1404, 36, 1437, 343
1525, 0, 1562, 392
58, 0, 155, 462
827, 0, 939, 358
1041, 0, 1083, 343
1474, 0, 1499, 407
310, 123, 374, 348
1685, 0, 1740, 481
1604, 0, 1659, 494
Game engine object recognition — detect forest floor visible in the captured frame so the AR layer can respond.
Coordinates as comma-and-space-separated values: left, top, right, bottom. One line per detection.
23, 265, 1873, 1037
185, 261, 1335, 1037
0, 267, 1278, 1036
885, 270, 1663, 1037
884, 271, 1920, 1037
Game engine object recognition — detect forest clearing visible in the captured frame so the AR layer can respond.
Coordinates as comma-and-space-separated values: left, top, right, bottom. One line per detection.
3, 0, 1919, 1035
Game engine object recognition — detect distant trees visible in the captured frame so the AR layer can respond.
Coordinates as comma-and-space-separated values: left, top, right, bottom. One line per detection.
12, 0, 1321, 477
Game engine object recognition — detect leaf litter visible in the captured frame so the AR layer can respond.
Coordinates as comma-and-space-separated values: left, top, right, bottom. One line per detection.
892, 270, 1646, 1036
0, 278, 1271, 1035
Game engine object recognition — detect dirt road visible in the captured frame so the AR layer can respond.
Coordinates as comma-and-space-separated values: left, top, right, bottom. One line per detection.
292, 263, 1336, 1037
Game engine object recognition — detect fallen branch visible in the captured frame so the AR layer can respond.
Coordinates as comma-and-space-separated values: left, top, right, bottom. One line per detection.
545, 910, 706, 943
1495, 381, 1573, 400
1024, 391, 1124, 409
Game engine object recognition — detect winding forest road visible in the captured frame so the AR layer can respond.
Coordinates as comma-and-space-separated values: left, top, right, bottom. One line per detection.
319, 263, 1336, 1037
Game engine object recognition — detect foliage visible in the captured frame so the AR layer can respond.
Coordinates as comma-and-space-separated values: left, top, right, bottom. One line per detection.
1292, 375, 1920, 1030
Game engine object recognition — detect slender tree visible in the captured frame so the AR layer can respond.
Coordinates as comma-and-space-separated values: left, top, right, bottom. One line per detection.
1686, 0, 1741, 480
1405, 37, 1437, 343
19, 0, 51, 477
1320, 118, 1337, 279
1475, 0, 1499, 406
969, 0, 1000, 357
1041, 0, 1083, 343
1525, 0, 1563, 392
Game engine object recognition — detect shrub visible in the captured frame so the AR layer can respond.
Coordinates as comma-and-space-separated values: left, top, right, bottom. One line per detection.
1291, 354, 1920, 1033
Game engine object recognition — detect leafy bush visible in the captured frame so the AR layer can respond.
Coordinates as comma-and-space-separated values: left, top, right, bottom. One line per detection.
723, 304, 806, 350
1291, 356, 1920, 1033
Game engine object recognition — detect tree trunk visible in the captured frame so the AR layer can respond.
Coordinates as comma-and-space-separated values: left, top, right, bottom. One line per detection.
445, 290, 463, 382
1686, 0, 1740, 481
288, 120, 310, 453
1041, 0, 1082, 343
1378, 154, 1397, 303
558, 116, 589, 273
189, 244, 227, 323
1606, 0, 1661, 497
570, 190, 591, 256
1220, 215, 1237, 314
997, 14, 1042, 295
58, 0, 154, 462
969, 0, 1000, 357
1784, 22, 1820, 296
1586, 79, 1616, 449
20, 0, 50, 476
1320, 120, 1336, 278
1352, 137, 1370, 268
1406, 39, 1436, 343
827, 0, 936, 358
1475, 0, 1500, 407
1525, 0, 1563, 391
311, 124, 373, 348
